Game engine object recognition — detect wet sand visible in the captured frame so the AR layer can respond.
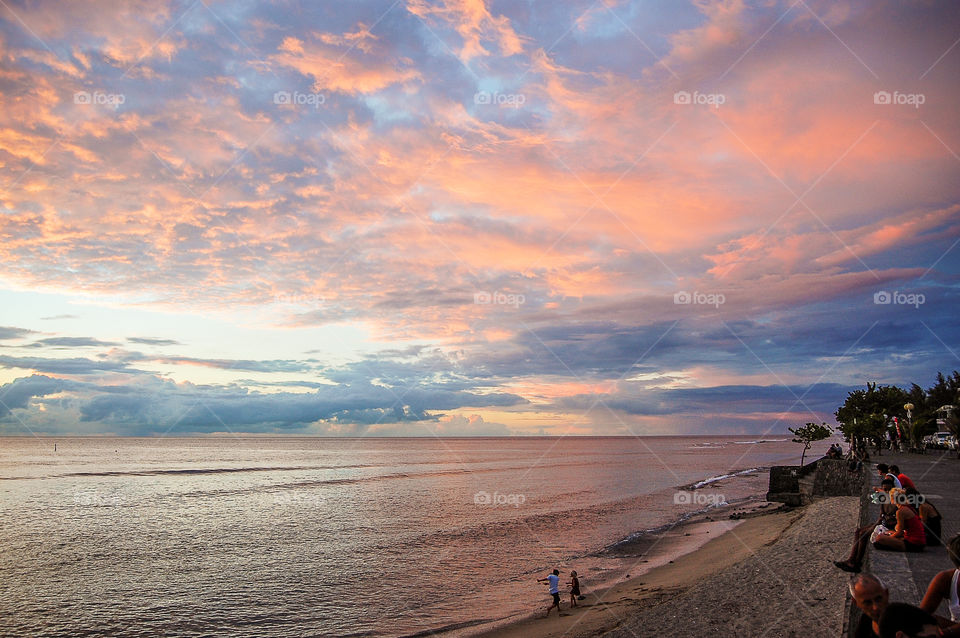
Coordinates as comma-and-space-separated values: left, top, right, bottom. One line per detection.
471, 497, 858, 638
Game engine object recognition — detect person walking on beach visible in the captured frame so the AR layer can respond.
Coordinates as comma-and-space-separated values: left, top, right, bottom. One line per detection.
568, 570, 581, 608
537, 569, 561, 617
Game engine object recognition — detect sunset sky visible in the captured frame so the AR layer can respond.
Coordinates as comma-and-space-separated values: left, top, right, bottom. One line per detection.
0, 0, 957, 436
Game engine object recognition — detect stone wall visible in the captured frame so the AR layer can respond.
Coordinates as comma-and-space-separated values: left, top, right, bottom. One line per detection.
811, 459, 863, 497
766, 458, 863, 504
765, 458, 867, 637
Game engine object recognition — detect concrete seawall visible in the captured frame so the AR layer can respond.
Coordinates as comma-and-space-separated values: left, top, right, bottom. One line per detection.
766, 457, 870, 637
766, 458, 863, 506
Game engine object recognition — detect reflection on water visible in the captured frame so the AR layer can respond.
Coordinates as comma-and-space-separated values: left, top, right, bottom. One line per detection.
0, 436, 827, 637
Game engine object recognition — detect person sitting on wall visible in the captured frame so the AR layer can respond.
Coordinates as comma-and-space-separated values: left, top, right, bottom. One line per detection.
836, 478, 898, 573
872, 488, 925, 554
919, 534, 960, 632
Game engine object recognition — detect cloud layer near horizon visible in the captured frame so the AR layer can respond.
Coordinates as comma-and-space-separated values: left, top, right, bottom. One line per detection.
0, 0, 958, 436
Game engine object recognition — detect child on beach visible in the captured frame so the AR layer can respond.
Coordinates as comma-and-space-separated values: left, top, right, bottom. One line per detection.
568, 570, 581, 608
537, 569, 561, 617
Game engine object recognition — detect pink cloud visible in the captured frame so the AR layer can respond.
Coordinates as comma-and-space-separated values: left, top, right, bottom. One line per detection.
407, 0, 526, 61
270, 35, 420, 95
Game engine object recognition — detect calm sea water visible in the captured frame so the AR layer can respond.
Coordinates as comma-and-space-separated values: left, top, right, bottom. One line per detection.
0, 436, 832, 637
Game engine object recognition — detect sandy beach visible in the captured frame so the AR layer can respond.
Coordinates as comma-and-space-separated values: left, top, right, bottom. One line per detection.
473, 496, 859, 638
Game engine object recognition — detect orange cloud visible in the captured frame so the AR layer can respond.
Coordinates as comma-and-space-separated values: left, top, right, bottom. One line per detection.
407, 0, 525, 61
271, 36, 420, 95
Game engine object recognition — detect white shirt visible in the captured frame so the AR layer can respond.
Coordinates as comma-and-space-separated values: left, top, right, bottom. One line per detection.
949, 569, 959, 622
548, 574, 559, 594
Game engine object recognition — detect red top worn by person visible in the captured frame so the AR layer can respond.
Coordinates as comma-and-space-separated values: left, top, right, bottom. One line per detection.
889, 464, 916, 490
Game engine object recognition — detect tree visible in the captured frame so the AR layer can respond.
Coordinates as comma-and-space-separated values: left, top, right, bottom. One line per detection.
835, 383, 907, 454
927, 372, 952, 408
789, 422, 833, 466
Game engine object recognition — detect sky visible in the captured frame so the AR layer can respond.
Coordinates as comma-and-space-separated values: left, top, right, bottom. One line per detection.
0, 0, 958, 437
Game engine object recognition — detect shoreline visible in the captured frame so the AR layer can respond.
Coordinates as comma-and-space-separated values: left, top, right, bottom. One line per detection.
463, 495, 859, 638
421, 465, 793, 638
461, 501, 801, 638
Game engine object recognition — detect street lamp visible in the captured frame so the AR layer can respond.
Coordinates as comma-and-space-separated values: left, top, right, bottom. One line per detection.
904, 403, 914, 451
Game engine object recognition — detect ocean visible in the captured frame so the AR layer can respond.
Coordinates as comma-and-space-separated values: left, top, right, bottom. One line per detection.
0, 435, 832, 637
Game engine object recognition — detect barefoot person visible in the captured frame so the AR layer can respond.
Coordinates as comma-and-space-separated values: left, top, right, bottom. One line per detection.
537, 569, 561, 617
568, 570, 581, 608
836, 478, 897, 573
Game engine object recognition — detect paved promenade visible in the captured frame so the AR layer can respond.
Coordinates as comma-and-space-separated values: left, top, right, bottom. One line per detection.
863, 449, 960, 613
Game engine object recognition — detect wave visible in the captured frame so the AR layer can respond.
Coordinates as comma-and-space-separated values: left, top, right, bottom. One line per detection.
687, 467, 761, 489
608, 494, 755, 549
58, 464, 381, 478
2, 456, 616, 482
0, 463, 388, 481
169, 465, 600, 500
733, 439, 789, 444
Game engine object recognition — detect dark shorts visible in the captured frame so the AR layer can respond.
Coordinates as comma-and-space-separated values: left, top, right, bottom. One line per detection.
904, 540, 925, 552
551, 593, 560, 604
571, 587, 581, 596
